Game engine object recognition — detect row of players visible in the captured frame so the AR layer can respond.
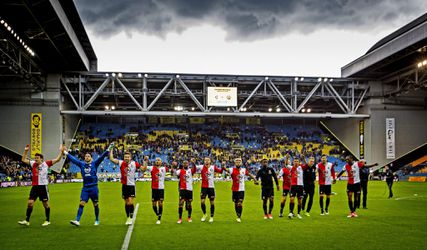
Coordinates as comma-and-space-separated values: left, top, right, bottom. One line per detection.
17, 143, 378, 226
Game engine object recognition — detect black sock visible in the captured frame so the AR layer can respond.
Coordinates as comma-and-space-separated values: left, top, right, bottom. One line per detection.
234, 203, 239, 217
298, 204, 301, 214
94, 205, 99, 222
45, 207, 50, 222
178, 206, 183, 219
268, 201, 274, 214
326, 197, 330, 211
152, 205, 158, 216
187, 204, 192, 218
356, 194, 360, 208
201, 203, 206, 214
125, 205, 130, 217
158, 205, 163, 220
289, 202, 294, 213
129, 204, 134, 218
302, 196, 306, 211
280, 202, 285, 214
320, 197, 324, 212
307, 195, 313, 212
263, 201, 267, 215
348, 200, 353, 212
26, 206, 33, 222
210, 204, 215, 217
238, 205, 243, 217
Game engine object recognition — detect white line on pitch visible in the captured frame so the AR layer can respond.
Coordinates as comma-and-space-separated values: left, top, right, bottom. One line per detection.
395, 195, 427, 200
121, 203, 139, 250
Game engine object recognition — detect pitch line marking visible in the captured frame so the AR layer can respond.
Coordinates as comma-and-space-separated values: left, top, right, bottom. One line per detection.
121, 203, 139, 250
395, 195, 427, 200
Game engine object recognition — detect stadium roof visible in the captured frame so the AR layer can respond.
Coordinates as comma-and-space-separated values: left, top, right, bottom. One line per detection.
341, 13, 427, 79
0, 0, 97, 72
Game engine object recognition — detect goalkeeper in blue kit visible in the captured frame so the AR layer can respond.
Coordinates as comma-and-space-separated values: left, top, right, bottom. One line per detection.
63, 144, 112, 226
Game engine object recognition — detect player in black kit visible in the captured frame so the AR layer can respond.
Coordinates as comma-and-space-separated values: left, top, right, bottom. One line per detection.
255, 159, 279, 219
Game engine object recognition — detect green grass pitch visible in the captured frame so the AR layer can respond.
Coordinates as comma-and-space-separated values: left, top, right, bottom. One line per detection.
1, 181, 426, 249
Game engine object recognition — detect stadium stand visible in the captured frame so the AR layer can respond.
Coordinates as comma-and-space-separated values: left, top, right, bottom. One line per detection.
67, 122, 348, 176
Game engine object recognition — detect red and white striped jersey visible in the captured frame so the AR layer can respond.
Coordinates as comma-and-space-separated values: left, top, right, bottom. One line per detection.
146, 166, 169, 189
290, 164, 307, 186
343, 161, 364, 184
175, 168, 196, 191
195, 164, 223, 188
118, 160, 141, 186
278, 165, 292, 190
30, 160, 52, 186
229, 167, 249, 191
316, 162, 335, 185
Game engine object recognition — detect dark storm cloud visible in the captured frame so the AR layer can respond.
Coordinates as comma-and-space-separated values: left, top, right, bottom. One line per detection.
74, 0, 426, 41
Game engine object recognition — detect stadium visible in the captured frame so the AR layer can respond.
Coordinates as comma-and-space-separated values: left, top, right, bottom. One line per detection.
0, 1, 426, 249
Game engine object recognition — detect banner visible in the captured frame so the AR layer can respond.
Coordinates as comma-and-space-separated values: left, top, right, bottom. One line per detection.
359, 120, 364, 159
207, 87, 237, 107
189, 117, 205, 124
148, 117, 158, 124
160, 117, 175, 124
246, 118, 261, 125
386, 118, 395, 159
30, 113, 42, 158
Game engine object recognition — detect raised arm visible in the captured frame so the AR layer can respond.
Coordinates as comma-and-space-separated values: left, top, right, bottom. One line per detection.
189, 158, 200, 173
140, 155, 149, 172
300, 153, 307, 165
50, 145, 64, 165
221, 161, 229, 176
363, 162, 379, 168
21, 144, 30, 165
63, 147, 83, 167
108, 148, 119, 165
94, 149, 110, 167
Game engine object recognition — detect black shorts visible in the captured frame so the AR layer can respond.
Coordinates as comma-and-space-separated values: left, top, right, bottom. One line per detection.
179, 190, 193, 201
29, 185, 49, 201
347, 183, 361, 193
152, 189, 164, 201
290, 185, 304, 198
232, 191, 245, 202
200, 188, 215, 199
319, 185, 332, 195
282, 189, 290, 197
122, 185, 136, 199
261, 187, 274, 199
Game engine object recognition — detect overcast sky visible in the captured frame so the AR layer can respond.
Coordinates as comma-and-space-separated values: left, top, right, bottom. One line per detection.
74, 0, 427, 77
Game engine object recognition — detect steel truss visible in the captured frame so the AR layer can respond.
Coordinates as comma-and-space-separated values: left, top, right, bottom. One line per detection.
365, 62, 427, 108
0, 33, 45, 90
60, 72, 370, 118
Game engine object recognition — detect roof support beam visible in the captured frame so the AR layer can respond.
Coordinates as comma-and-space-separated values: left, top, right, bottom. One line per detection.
49, 0, 90, 70
296, 81, 322, 113
325, 81, 350, 113
147, 78, 173, 111
60, 110, 370, 118
177, 78, 206, 112
239, 80, 264, 111
63, 81, 79, 110
82, 77, 110, 110
115, 78, 143, 111
353, 86, 369, 113
267, 80, 293, 112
